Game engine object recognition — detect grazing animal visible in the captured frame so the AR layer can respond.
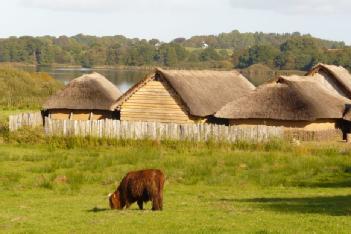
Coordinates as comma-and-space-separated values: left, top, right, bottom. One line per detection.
109, 169, 165, 211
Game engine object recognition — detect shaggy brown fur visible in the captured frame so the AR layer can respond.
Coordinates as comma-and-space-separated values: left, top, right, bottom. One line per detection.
109, 169, 165, 211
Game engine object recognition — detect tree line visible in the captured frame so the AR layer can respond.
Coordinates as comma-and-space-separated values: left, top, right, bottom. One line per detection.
235, 37, 351, 71
0, 34, 229, 68
0, 31, 349, 71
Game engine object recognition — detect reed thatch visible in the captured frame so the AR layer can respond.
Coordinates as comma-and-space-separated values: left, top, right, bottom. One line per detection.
306, 63, 351, 97
43, 72, 122, 111
115, 68, 255, 117
215, 75, 350, 121
343, 108, 351, 121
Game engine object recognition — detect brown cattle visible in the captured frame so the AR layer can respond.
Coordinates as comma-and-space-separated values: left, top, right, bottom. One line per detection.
109, 169, 165, 211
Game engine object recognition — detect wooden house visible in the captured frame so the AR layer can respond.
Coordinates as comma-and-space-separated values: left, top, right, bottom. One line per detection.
43, 72, 122, 120
306, 63, 351, 99
114, 68, 255, 124
215, 75, 351, 140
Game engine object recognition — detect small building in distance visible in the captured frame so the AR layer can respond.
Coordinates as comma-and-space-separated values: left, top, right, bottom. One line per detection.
201, 41, 209, 49
43, 72, 122, 120
215, 75, 351, 140
306, 63, 351, 99
114, 68, 255, 124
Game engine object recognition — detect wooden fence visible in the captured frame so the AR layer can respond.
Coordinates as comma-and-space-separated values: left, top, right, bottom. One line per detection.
9, 115, 343, 142
9, 112, 43, 132
44, 118, 284, 142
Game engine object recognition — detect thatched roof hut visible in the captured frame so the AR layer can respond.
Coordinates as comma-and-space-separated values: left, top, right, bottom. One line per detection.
115, 68, 254, 123
44, 72, 122, 111
43, 72, 122, 120
306, 63, 351, 99
215, 75, 349, 121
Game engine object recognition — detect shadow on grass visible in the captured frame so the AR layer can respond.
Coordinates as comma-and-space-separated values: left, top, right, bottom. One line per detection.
86, 207, 147, 213
306, 180, 351, 188
234, 195, 351, 216
297, 173, 351, 188
86, 207, 110, 213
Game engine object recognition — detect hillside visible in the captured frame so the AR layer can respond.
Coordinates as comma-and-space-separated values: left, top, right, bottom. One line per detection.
0, 66, 62, 109
240, 64, 305, 85
0, 31, 349, 71
177, 30, 345, 49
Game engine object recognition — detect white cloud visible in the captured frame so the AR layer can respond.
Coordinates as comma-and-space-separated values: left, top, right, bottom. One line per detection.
229, 0, 351, 14
6, 0, 351, 44
20, 0, 132, 12
19, 0, 203, 13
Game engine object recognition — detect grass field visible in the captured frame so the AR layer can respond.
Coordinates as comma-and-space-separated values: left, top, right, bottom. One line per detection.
0, 109, 38, 125
0, 140, 351, 233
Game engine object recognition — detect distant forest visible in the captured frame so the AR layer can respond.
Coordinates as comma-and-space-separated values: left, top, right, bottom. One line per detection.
0, 30, 350, 71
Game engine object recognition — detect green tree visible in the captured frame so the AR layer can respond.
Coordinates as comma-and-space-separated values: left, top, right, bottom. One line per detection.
237, 45, 279, 68
106, 44, 121, 65
199, 48, 221, 61
163, 46, 178, 66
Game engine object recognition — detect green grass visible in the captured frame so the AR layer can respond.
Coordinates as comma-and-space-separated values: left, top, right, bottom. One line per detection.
0, 141, 351, 233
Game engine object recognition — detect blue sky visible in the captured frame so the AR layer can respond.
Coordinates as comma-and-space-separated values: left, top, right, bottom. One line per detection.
1, 0, 350, 44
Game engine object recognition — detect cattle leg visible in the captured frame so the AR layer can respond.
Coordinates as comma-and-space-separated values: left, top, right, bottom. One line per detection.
152, 199, 159, 210
158, 187, 163, 210
158, 196, 163, 210
137, 200, 143, 210
152, 196, 161, 211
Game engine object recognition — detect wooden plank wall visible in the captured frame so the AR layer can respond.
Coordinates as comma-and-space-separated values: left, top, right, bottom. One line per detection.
121, 80, 199, 124
49, 109, 113, 120
284, 129, 343, 141
9, 112, 43, 131
44, 118, 284, 142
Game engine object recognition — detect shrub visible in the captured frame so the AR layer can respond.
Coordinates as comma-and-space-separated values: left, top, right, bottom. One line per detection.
0, 66, 62, 109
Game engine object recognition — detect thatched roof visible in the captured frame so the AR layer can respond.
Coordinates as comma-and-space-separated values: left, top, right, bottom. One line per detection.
43, 72, 122, 111
215, 75, 350, 121
306, 63, 351, 97
115, 68, 255, 117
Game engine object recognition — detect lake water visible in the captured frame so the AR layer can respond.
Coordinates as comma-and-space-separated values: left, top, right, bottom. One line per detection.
23, 66, 301, 92
25, 66, 150, 93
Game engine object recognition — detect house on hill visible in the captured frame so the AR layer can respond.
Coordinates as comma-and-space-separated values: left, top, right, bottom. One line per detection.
43, 72, 122, 120
114, 68, 255, 124
215, 75, 351, 140
201, 41, 209, 49
306, 63, 351, 99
